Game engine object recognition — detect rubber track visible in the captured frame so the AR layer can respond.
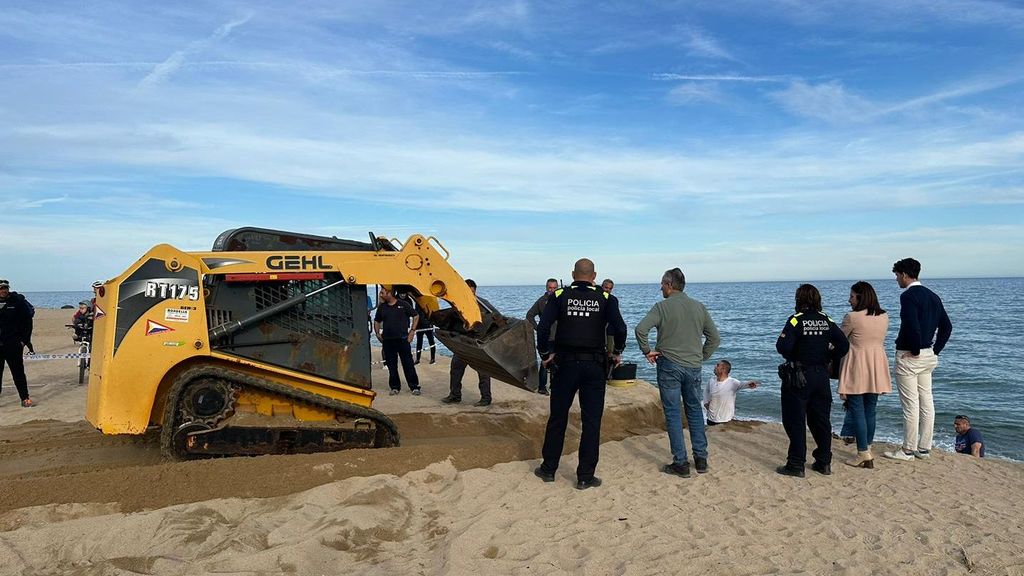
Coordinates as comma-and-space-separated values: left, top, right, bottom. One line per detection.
160, 365, 400, 459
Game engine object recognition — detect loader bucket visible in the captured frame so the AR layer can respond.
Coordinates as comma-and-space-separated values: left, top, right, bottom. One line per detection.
432, 310, 539, 392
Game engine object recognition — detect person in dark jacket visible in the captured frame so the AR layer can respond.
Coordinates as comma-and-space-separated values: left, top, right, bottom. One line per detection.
534, 259, 627, 490
884, 258, 953, 462
414, 304, 436, 365
526, 278, 559, 395
0, 279, 35, 407
442, 279, 495, 407
775, 284, 849, 477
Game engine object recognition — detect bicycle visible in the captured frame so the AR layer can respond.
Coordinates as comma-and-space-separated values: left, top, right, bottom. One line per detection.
67, 322, 93, 385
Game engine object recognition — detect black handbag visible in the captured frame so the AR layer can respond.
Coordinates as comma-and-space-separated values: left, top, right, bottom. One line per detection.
828, 348, 847, 380
828, 359, 841, 380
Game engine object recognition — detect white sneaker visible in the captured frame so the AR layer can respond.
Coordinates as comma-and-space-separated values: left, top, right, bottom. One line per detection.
411, 389, 421, 396
884, 450, 916, 461
914, 450, 931, 459
389, 389, 400, 396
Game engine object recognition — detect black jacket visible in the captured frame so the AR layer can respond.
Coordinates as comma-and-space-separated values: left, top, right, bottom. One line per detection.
895, 285, 952, 355
537, 282, 626, 355
0, 292, 34, 345
776, 309, 849, 366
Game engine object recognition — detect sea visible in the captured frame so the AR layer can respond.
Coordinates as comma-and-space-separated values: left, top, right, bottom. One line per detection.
26, 277, 1024, 461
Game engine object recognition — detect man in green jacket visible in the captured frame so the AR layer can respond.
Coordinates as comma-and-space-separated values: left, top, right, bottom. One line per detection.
635, 268, 720, 478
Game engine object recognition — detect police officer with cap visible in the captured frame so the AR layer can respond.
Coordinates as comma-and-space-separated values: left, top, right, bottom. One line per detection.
533, 258, 627, 490
775, 283, 849, 477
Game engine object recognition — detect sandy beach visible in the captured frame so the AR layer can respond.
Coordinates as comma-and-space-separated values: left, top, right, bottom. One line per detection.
1, 310, 1022, 575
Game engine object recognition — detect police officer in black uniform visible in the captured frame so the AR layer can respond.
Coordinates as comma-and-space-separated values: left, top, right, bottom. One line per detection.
533, 259, 627, 490
775, 284, 849, 477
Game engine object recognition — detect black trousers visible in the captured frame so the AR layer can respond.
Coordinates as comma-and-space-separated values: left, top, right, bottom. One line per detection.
415, 330, 435, 362
781, 364, 832, 468
449, 355, 491, 401
382, 338, 420, 391
540, 358, 606, 481
0, 342, 30, 402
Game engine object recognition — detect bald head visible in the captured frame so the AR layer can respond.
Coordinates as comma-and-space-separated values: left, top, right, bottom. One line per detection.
572, 258, 597, 283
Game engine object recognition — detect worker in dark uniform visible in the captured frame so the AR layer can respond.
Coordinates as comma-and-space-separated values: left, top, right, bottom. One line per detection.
443, 280, 494, 407
775, 284, 849, 477
0, 279, 35, 407
533, 259, 627, 490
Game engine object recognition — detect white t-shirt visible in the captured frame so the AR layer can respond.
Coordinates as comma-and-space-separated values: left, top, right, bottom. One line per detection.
704, 376, 747, 423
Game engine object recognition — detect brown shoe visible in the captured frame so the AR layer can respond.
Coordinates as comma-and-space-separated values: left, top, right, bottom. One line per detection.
845, 450, 875, 469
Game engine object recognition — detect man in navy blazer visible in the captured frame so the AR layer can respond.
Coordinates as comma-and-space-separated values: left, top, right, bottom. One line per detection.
884, 258, 953, 462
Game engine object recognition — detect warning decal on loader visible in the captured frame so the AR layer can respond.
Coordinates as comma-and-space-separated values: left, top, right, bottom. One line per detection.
146, 320, 175, 336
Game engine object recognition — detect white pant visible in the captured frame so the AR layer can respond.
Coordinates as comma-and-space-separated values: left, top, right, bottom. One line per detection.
894, 349, 939, 452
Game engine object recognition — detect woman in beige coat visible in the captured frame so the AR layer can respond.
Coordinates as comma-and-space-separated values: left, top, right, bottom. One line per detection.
839, 281, 892, 468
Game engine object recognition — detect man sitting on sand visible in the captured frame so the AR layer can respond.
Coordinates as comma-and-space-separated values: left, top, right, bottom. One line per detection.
954, 415, 985, 458
703, 360, 759, 426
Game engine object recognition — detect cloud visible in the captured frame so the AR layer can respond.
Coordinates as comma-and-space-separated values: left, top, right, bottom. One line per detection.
8, 117, 1023, 221
461, 0, 531, 28
137, 15, 252, 90
769, 80, 877, 123
681, 25, 737, 61
666, 82, 723, 105
481, 40, 538, 60
882, 73, 1024, 114
589, 23, 739, 61
702, 0, 1024, 31
652, 73, 786, 83
0, 196, 68, 210
767, 71, 1024, 125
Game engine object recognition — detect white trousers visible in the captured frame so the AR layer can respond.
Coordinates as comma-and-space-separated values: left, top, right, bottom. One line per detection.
894, 349, 939, 452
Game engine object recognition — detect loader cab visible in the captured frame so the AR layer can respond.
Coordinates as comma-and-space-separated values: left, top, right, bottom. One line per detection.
205, 227, 380, 389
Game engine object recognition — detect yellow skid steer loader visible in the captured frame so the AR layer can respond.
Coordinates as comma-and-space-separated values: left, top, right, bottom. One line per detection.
85, 228, 537, 458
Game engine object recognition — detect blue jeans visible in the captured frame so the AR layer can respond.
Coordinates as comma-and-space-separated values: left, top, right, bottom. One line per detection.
840, 403, 854, 438
845, 393, 878, 452
656, 356, 707, 464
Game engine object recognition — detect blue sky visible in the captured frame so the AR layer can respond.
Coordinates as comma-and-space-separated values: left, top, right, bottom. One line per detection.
2, 0, 1023, 290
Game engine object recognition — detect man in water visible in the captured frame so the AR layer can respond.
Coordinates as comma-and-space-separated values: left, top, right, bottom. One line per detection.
954, 415, 985, 457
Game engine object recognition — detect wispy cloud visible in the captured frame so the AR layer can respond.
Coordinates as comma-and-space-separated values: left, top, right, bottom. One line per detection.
137, 15, 252, 90
0, 196, 68, 210
9, 119, 1022, 217
769, 80, 877, 123
681, 25, 737, 61
652, 73, 787, 83
702, 0, 1024, 30
881, 73, 1024, 114
666, 82, 724, 105
769, 71, 1024, 123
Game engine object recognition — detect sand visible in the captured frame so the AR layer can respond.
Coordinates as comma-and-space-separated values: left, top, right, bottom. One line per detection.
1, 310, 1022, 575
